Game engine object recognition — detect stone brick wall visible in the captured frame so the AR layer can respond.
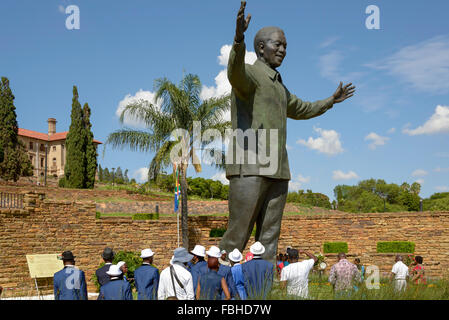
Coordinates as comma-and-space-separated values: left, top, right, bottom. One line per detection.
1, 192, 448, 296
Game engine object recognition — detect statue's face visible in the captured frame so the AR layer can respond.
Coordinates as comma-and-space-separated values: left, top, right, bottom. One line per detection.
260, 31, 287, 69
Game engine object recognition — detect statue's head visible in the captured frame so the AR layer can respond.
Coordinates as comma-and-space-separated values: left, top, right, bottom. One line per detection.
254, 26, 287, 69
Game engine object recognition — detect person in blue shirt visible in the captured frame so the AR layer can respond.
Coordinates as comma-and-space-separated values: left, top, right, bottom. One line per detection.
189, 245, 207, 294
134, 248, 159, 300
229, 248, 247, 300
53, 251, 88, 300
241, 242, 274, 299
98, 265, 133, 300
196, 247, 231, 300
196, 246, 238, 299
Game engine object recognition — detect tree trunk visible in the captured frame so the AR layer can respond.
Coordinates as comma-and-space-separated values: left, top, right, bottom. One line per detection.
180, 166, 189, 249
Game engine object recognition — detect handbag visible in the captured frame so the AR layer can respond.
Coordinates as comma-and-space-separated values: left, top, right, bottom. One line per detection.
167, 265, 185, 300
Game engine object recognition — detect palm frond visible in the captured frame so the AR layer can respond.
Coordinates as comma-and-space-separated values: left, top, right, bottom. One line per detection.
106, 129, 162, 153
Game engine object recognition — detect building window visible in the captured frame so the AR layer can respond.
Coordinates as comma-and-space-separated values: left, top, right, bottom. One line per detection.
29, 142, 33, 150
30, 155, 33, 162
53, 158, 56, 166
40, 144, 45, 152
41, 158, 44, 168
53, 146, 56, 152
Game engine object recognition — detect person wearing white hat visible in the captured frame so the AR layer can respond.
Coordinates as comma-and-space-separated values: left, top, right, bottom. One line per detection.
196, 246, 238, 299
228, 249, 247, 300
158, 248, 195, 300
98, 265, 133, 300
189, 245, 207, 294
134, 248, 159, 300
196, 248, 231, 300
117, 261, 131, 283
241, 242, 274, 299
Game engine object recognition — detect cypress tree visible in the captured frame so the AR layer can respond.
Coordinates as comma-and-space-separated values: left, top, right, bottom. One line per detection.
0, 77, 33, 181
83, 103, 97, 189
64, 86, 86, 188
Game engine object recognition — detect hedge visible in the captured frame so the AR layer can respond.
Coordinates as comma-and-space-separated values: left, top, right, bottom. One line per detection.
376, 241, 415, 253
132, 213, 159, 220
209, 228, 227, 237
323, 242, 348, 253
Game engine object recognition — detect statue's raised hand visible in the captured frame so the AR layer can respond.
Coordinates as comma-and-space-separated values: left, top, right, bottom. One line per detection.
235, 1, 251, 42
333, 82, 356, 103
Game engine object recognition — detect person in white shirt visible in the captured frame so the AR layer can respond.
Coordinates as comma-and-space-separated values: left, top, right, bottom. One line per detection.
390, 255, 409, 292
280, 249, 317, 299
158, 248, 195, 300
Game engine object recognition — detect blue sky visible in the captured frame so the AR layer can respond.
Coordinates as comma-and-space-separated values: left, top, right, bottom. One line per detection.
1, 0, 449, 200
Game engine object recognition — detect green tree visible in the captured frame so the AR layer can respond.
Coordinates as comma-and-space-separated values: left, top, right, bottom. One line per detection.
124, 169, 129, 184
65, 86, 86, 188
0, 77, 33, 181
83, 103, 97, 189
106, 74, 231, 248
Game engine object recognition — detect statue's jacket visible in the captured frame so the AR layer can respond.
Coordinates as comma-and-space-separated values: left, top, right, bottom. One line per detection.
226, 40, 334, 180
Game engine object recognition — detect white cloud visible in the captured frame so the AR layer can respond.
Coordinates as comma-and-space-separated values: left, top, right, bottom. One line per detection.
200, 44, 257, 122
132, 167, 149, 183
435, 186, 449, 192
288, 174, 311, 191
364, 132, 389, 150
200, 44, 257, 101
319, 50, 363, 83
415, 179, 425, 185
332, 170, 359, 181
387, 127, 396, 134
368, 36, 449, 94
320, 36, 340, 48
115, 89, 163, 128
297, 127, 344, 156
211, 172, 229, 185
435, 152, 449, 158
434, 167, 449, 173
411, 169, 428, 177
403, 105, 449, 135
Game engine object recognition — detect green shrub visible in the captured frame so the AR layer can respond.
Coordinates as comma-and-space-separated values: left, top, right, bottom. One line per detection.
58, 177, 67, 188
377, 241, 415, 253
209, 227, 226, 237
95, 211, 101, 219
132, 213, 159, 220
323, 242, 348, 253
92, 250, 142, 292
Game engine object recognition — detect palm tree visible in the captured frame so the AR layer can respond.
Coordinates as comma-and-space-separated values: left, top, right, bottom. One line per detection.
106, 74, 230, 248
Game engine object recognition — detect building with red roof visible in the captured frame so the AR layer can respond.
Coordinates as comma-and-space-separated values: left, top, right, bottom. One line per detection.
18, 118, 102, 179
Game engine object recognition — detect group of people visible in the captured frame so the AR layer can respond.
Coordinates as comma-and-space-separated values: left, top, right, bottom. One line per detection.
53, 241, 275, 300
53, 243, 427, 300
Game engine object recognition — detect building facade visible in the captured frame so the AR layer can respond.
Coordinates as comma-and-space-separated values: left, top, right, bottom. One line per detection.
18, 118, 102, 179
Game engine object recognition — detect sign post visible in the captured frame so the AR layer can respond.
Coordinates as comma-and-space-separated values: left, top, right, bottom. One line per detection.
26, 254, 64, 299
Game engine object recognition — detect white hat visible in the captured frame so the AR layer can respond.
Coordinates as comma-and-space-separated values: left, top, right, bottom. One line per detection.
117, 261, 126, 269
141, 248, 154, 258
250, 242, 265, 255
191, 245, 206, 257
220, 249, 227, 255
228, 249, 243, 263
106, 265, 122, 277
206, 246, 222, 258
